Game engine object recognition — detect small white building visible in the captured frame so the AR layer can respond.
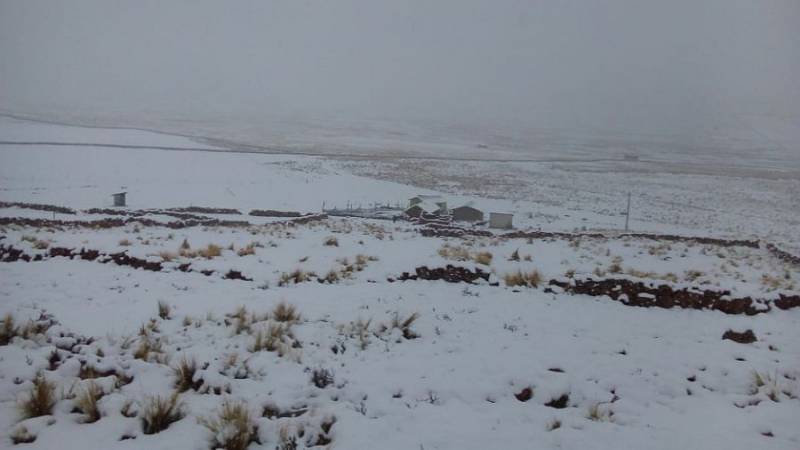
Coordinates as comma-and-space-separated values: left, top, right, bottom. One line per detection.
489, 212, 513, 229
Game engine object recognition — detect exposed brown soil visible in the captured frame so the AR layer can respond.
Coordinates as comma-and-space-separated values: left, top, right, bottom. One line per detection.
722, 329, 757, 344
0, 201, 76, 215
765, 243, 800, 267
547, 277, 799, 315
387, 264, 799, 315
249, 209, 303, 217
391, 265, 493, 284
514, 387, 533, 402
421, 225, 760, 249
0, 244, 255, 282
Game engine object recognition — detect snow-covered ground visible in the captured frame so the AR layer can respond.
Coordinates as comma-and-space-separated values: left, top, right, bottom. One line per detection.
1, 118, 799, 449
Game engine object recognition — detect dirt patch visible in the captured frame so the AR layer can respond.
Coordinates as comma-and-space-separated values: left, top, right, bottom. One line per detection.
547, 277, 799, 315
722, 329, 757, 344
420, 225, 760, 249
765, 243, 800, 267
392, 265, 493, 284
0, 201, 76, 215
0, 244, 257, 282
249, 209, 303, 217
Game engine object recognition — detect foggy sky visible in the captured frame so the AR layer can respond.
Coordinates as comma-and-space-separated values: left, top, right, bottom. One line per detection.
1, 0, 798, 139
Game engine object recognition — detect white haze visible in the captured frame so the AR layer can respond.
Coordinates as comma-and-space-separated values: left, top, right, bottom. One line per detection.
1, 0, 798, 147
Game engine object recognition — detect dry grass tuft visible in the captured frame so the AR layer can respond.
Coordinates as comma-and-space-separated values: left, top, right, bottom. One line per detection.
473, 251, 493, 265
197, 244, 222, 259
379, 312, 420, 340
157, 301, 171, 320
587, 403, 614, 422
438, 243, 471, 261
32, 239, 50, 250
174, 357, 199, 393
141, 393, 184, 434
272, 302, 300, 323
237, 242, 259, 257
119, 239, 132, 246
200, 400, 260, 450
1, 312, 18, 345
133, 335, 164, 362
546, 419, 561, 431
251, 323, 288, 353
74, 382, 104, 423
19, 374, 56, 419
158, 251, 177, 262
278, 269, 316, 286
10, 426, 36, 444
323, 236, 339, 247
504, 269, 543, 288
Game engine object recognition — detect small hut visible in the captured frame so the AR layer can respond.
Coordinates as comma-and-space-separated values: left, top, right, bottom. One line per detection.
489, 212, 513, 229
112, 192, 127, 207
452, 204, 484, 222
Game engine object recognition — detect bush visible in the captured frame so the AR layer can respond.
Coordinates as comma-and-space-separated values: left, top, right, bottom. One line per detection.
323, 236, 339, 247
19, 374, 56, 419
200, 401, 260, 450
141, 393, 184, 434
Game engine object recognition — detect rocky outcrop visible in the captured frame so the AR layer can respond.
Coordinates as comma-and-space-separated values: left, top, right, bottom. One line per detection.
547, 278, 798, 315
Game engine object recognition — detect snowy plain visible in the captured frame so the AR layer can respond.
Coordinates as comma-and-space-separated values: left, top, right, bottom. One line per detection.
0, 117, 798, 449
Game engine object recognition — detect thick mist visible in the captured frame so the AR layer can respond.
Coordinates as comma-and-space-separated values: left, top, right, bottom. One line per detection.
1, 0, 798, 142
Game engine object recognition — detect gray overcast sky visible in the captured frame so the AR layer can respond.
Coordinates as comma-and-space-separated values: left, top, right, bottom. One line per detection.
1, 0, 798, 140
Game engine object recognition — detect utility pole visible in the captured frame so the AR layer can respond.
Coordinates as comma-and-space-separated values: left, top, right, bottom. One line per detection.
624, 192, 631, 232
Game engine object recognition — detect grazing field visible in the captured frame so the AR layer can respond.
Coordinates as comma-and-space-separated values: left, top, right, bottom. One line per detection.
1, 118, 799, 449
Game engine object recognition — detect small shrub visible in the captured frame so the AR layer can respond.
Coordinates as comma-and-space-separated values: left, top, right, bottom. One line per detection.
119, 239, 132, 246
74, 382, 104, 423
200, 401, 259, 450
19, 374, 56, 419
272, 302, 300, 323
157, 301, 171, 320
174, 357, 198, 393
141, 393, 184, 434
323, 236, 339, 247
509, 249, 520, 261
546, 419, 561, 431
